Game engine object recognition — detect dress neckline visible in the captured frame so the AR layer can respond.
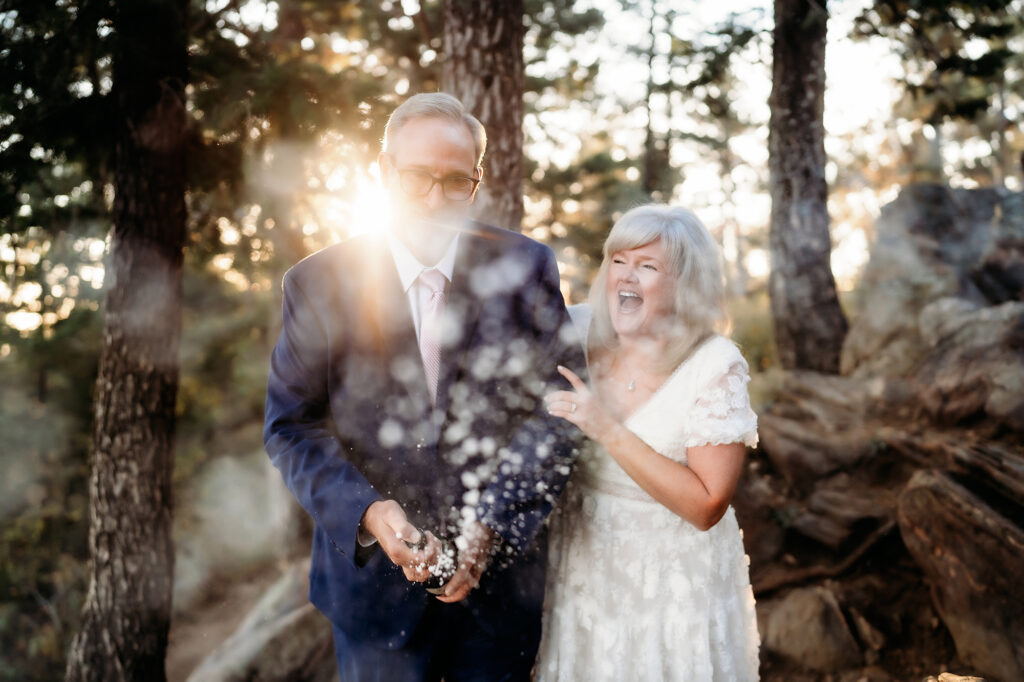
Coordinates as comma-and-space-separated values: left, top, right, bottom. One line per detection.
618, 356, 687, 426
616, 334, 720, 425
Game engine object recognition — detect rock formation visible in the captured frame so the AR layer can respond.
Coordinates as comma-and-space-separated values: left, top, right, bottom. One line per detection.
749, 184, 1023, 681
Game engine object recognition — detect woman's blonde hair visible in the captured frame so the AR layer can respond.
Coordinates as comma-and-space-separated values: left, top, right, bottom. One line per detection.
588, 204, 727, 371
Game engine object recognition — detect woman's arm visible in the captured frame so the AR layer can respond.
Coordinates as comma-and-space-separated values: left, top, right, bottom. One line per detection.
545, 366, 745, 531
598, 422, 744, 530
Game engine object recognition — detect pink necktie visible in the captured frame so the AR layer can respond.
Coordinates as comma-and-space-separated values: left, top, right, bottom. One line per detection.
417, 268, 447, 403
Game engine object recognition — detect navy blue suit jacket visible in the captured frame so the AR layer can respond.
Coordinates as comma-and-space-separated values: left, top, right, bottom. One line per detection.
263, 222, 585, 649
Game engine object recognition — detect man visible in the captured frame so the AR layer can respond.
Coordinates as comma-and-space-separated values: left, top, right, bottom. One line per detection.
263, 92, 585, 680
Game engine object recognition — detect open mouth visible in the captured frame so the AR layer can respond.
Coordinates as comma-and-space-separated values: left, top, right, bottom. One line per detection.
618, 291, 642, 313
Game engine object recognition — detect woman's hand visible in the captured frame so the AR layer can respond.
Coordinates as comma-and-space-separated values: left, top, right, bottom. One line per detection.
544, 365, 618, 442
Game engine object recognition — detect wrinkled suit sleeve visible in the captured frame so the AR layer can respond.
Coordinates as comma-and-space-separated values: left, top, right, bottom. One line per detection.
263, 269, 382, 563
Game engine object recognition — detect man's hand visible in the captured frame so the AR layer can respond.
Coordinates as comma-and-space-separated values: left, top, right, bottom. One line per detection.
361, 500, 442, 582
436, 521, 498, 603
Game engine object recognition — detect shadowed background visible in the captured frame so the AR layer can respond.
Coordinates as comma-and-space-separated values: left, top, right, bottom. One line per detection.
1, 0, 1022, 680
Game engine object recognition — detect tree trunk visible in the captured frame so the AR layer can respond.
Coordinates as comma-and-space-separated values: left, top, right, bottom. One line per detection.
641, 6, 658, 198
993, 76, 1007, 186
65, 2, 187, 680
768, 0, 847, 372
442, 0, 525, 231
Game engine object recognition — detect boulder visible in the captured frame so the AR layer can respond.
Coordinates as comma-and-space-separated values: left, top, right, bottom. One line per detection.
789, 475, 896, 549
174, 452, 299, 611
898, 470, 1024, 682
186, 560, 336, 682
971, 237, 1024, 304
756, 372, 882, 489
758, 585, 863, 672
758, 414, 877, 489
835, 185, 1024, 437
839, 666, 894, 682
914, 298, 1024, 432
746, 184, 1024, 680
842, 185, 1024, 380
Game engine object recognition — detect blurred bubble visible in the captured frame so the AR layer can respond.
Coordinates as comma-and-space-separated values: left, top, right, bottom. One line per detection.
390, 356, 420, 384
468, 257, 530, 298
444, 419, 471, 445
377, 419, 404, 448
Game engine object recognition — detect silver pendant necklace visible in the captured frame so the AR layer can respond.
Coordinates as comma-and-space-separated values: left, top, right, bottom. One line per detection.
616, 353, 638, 392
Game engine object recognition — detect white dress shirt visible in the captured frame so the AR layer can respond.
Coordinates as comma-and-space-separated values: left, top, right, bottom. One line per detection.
386, 231, 460, 341
357, 231, 461, 548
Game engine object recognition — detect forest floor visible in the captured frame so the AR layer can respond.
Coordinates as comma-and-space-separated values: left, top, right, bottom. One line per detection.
166, 561, 285, 682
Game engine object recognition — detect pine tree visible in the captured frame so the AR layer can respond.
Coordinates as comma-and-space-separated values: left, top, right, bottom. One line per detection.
768, 0, 848, 373
64, 1, 187, 679
443, 0, 526, 230
854, 0, 1024, 184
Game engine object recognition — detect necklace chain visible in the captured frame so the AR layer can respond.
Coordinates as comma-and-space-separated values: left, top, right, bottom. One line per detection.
616, 352, 638, 392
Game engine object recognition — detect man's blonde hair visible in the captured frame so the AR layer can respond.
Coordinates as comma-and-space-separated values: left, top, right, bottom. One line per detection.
382, 92, 487, 167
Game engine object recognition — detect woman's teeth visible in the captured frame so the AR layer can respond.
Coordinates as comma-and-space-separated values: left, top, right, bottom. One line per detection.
618, 291, 642, 312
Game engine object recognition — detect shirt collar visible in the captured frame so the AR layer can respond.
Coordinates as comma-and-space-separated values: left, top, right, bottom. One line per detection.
386, 230, 461, 293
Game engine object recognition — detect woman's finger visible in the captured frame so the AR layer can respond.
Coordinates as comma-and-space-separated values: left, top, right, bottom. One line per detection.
547, 404, 580, 422
544, 394, 578, 413
556, 365, 587, 392
544, 390, 576, 405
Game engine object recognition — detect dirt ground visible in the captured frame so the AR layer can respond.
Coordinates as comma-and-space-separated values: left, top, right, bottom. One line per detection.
165, 562, 285, 682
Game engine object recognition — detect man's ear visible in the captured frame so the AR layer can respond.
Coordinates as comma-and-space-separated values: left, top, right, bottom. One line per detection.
378, 152, 391, 177
472, 165, 484, 198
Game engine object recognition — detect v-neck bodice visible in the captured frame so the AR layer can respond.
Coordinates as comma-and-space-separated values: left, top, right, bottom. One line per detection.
566, 306, 758, 503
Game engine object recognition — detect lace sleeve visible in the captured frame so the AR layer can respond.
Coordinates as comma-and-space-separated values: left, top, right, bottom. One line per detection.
685, 359, 758, 449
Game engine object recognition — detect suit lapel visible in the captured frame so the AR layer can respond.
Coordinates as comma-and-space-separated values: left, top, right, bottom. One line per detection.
359, 237, 433, 409
435, 226, 493, 417
358, 226, 499, 436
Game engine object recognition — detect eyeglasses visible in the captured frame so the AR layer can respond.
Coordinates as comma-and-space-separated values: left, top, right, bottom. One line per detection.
395, 168, 480, 201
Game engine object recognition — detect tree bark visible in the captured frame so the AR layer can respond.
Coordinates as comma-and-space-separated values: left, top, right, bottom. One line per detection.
65, 1, 187, 680
641, 5, 658, 198
442, 0, 525, 231
768, 0, 848, 372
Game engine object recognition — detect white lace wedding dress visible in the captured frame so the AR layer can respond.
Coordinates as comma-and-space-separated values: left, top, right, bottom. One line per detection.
535, 329, 761, 681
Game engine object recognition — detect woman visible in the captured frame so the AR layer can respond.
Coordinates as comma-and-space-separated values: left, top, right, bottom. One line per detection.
535, 205, 760, 681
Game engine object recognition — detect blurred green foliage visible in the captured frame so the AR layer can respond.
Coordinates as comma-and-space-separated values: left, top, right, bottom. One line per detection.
0, 1, 607, 677
854, 0, 1024, 184
0, 0, 1021, 678
728, 290, 777, 375
0, 308, 95, 681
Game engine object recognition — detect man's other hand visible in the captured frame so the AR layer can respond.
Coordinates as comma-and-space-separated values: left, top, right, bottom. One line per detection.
436, 521, 498, 603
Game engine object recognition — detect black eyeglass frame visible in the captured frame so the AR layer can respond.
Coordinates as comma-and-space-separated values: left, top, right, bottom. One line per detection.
394, 167, 481, 201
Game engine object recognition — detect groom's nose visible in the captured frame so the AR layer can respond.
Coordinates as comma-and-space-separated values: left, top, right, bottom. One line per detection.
422, 181, 447, 211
